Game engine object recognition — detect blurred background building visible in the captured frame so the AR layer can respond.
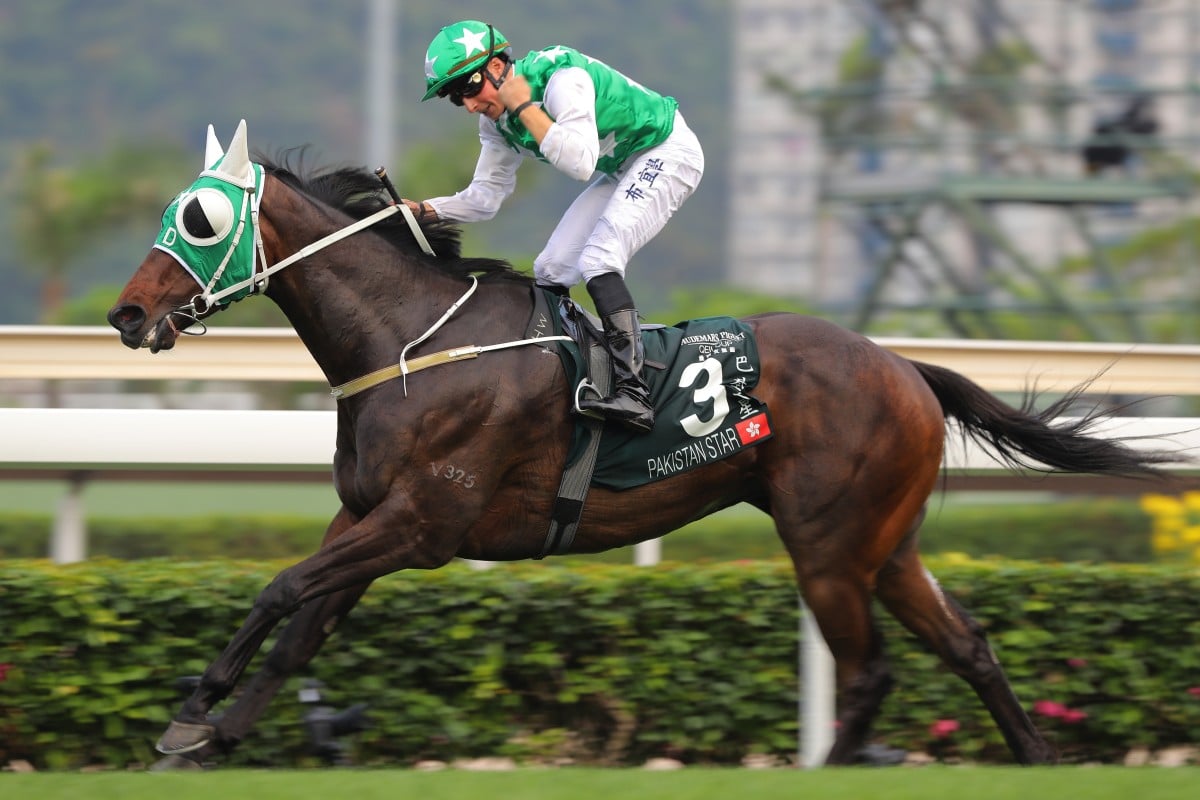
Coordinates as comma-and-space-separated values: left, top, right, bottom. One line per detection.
729, 0, 1200, 340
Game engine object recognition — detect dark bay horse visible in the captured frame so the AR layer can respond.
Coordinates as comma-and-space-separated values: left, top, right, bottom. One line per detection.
109, 121, 1179, 768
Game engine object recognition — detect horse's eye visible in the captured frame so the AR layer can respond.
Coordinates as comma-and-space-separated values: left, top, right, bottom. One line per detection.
176, 188, 235, 246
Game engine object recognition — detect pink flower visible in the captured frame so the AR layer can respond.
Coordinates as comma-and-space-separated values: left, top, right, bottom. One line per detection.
1066, 658, 1088, 668
1060, 709, 1088, 724
1187, 687, 1200, 698
1033, 700, 1067, 718
929, 719, 960, 739
0, 663, 10, 682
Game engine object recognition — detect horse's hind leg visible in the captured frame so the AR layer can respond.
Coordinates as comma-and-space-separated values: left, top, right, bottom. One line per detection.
799, 570, 894, 764
874, 543, 1056, 764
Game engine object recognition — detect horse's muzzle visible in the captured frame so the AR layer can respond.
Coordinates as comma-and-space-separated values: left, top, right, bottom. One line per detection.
107, 303, 148, 350
107, 303, 178, 352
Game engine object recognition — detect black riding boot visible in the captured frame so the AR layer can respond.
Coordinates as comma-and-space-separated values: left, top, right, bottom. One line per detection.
577, 274, 655, 433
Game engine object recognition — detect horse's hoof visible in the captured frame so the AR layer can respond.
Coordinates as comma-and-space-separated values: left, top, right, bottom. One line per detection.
155, 720, 214, 754
855, 743, 908, 766
148, 753, 207, 772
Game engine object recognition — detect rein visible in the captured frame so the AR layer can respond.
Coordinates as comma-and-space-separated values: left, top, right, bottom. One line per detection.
195, 199, 405, 314
165, 169, 570, 401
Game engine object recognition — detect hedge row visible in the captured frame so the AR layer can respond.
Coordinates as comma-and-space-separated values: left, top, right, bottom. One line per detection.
1, 558, 1198, 770
915, 498, 1156, 562
0, 497, 1161, 563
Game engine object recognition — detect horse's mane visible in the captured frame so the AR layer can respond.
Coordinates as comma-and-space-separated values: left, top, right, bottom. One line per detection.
256, 148, 532, 285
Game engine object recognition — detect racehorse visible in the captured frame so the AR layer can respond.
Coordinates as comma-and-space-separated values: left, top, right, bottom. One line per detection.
109, 121, 1179, 769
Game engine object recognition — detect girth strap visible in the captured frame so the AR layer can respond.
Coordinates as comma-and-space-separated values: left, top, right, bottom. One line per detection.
538, 328, 610, 559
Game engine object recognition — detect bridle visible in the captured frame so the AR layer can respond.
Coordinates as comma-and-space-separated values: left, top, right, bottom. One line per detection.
162, 168, 431, 337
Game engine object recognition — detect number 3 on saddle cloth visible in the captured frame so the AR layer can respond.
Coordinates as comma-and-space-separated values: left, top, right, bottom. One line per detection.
541, 290, 774, 491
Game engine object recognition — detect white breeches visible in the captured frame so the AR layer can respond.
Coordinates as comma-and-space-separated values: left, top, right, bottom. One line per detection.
533, 110, 705, 287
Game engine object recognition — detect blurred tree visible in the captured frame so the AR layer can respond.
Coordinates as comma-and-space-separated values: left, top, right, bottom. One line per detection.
765, 33, 885, 162
9, 141, 188, 321
398, 125, 546, 264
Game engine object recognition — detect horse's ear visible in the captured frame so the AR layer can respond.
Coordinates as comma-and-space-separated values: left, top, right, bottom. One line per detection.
204, 124, 224, 170
218, 119, 253, 186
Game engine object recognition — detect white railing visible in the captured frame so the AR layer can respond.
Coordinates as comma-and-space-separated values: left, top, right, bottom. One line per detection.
5, 325, 1200, 394
5, 408, 1196, 474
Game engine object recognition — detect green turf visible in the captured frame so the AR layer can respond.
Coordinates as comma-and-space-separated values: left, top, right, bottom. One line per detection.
3, 767, 1198, 800
0, 474, 1154, 565
0, 479, 341, 518
0, 481, 1047, 521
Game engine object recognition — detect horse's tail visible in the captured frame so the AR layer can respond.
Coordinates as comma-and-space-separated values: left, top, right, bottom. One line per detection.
909, 359, 1180, 478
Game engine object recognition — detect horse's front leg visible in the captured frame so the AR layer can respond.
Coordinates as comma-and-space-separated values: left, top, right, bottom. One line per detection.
154, 582, 373, 769
156, 580, 312, 754
152, 511, 381, 768
156, 496, 462, 755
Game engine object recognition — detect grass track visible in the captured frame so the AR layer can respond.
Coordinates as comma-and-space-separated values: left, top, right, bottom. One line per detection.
4, 767, 1198, 800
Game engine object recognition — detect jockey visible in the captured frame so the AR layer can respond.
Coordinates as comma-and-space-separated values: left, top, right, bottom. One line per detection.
406, 20, 705, 434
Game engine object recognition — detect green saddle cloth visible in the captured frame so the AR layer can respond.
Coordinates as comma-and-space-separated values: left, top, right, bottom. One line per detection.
557, 312, 773, 491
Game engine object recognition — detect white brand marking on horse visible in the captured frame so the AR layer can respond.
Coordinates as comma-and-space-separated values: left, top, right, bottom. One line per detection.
429, 462, 477, 489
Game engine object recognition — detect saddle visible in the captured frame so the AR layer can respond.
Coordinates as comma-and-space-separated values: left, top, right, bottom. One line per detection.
525, 287, 774, 557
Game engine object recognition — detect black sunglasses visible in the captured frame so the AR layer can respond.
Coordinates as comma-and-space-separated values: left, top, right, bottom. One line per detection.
439, 70, 486, 106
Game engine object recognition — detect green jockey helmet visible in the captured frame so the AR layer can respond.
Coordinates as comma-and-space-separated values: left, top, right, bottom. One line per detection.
422, 20, 510, 101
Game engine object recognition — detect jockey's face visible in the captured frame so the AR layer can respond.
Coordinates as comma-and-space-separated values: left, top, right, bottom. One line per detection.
461, 58, 507, 121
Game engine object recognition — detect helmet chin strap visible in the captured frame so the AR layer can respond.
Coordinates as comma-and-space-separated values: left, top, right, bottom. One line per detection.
481, 22, 510, 92
484, 59, 512, 91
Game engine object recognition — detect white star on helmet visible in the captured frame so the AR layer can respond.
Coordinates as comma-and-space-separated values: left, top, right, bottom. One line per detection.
453, 27, 488, 58
425, 54, 439, 79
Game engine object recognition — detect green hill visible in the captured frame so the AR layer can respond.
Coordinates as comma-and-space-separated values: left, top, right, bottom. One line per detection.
0, 0, 731, 323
